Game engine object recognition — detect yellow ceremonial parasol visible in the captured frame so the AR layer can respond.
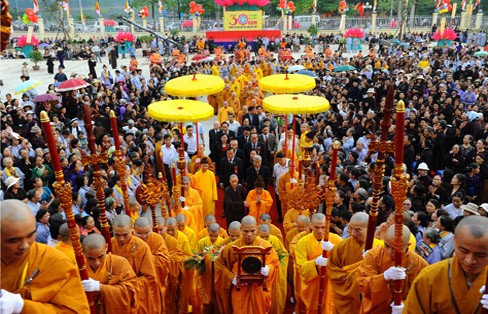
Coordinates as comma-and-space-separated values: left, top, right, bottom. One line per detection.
258, 73, 316, 94
164, 73, 225, 97
148, 99, 214, 122
263, 94, 330, 115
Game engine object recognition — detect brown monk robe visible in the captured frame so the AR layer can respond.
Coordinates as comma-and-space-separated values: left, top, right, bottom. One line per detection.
111, 214, 162, 314
0, 199, 90, 313
82, 234, 138, 313
156, 217, 184, 313
134, 217, 171, 313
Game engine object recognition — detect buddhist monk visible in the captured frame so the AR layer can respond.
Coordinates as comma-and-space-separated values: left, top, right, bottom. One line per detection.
221, 221, 242, 246
181, 176, 204, 233
295, 212, 343, 313
133, 217, 170, 313
404, 215, 488, 313
197, 214, 229, 241
285, 215, 310, 250
215, 215, 280, 314
328, 212, 383, 314
176, 214, 198, 251
246, 176, 273, 221
194, 157, 218, 217
0, 199, 90, 313
259, 213, 284, 244
54, 222, 77, 265
358, 224, 428, 313
196, 222, 225, 314
258, 224, 288, 314
82, 234, 138, 313
189, 147, 214, 175
111, 214, 162, 314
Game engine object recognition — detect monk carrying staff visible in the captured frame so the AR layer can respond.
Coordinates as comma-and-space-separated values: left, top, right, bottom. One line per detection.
0, 199, 90, 313
295, 213, 343, 313
215, 215, 280, 314
111, 214, 162, 314
404, 215, 488, 313
358, 225, 428, 314
82, 234, 138, 313
328, 212, 383, 314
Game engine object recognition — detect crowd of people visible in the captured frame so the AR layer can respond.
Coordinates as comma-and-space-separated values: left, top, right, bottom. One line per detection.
1, 29, 488, 314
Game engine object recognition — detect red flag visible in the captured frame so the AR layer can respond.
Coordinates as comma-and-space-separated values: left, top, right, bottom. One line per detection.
355, 2, 364, 17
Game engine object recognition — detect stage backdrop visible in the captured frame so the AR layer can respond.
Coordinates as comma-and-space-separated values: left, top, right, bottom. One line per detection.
224, 10, 263, 31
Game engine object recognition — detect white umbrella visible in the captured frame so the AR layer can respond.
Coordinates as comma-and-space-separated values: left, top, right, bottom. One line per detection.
287, 65, 305, 73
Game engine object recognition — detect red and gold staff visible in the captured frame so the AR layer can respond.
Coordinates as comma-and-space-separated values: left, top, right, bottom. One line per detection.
365, 85, 395, 250
391, 99, 409, 308
40, 111, 96, 314
109, 110, 131, 216
81, 104, 111, 252
317, 140, 341, 314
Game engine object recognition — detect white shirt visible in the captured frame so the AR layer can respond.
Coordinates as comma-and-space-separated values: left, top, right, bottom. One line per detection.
183, 134, 197, 154
161, 144, 177, 165
273, 161, 289, 194
227, 120, 241, 134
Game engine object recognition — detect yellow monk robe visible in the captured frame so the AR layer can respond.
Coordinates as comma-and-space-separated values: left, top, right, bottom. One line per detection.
357, 244, 429, 313
328, 237, 384, 314
295, 232, 343, 314
181, 225, 198, 251
174, 230, 196, 314
183, 186, 204, 233
229, 97, 241, 115
218, 106, 235, 123
254, 67, 263, 81
197, 226, 229, 241
194, 168, 218, 218
212, 65, 220, 77
176, 206, 198, 234
54, 241, 77, 266
86, 253, 139, 313
1, 242, 90, 313
177, 173, 203, 196
269, 223, 284, 244
155, 141, 164, 176
246, 189, 273, 221
162, 233, 184, 313
196, 236, 225, 312
290, 231, 310, 314
285, 227, 300, 251
189, 155, 214, 175
130, 211, 140, 226
261, 234, 288, 314
404, 255, 487, 313
237, 74, 249, 91
278, 171, 299, 217
111, 236, 162, 314
144, 232, 171, 313
214, 237, 280, 314
283, 207, 308, 235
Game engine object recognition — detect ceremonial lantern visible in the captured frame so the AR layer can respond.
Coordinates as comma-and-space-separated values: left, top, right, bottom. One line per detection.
81, 104, 112, 252
232, 245, 273, 290
365, 85, 395, 250
391, 99, 409, 306
40, 111, 96, 314
318, 140, 341, 314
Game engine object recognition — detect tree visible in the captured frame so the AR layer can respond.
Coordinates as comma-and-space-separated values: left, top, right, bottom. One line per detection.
38, 0, 71, 40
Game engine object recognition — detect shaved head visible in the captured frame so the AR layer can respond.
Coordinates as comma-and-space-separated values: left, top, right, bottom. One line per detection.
350, 212, 369, 227
176, 214, 186, 223
241, 216, 257, 245
259, 224, 270, 233
58, 223, 70, 241
113, 215, 132, 228
349, 212, 369, 244
229, 221, 241, 231
83, 234, 106, 251
296, 215, 310, 225
312, 213, 326, 223
384, 224, 411, 260
134, 217, 151, 228
156, 217, 165, 225
166, 217, 177, 226
241, 215, 257, 227
259, 213, 271, 223
205, 215, 216, 225
455, 216, 488, 238
208, 222, 220, 233
1, 200, 37, 264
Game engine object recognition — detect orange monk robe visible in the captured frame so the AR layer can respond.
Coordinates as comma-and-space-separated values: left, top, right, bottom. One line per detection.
357, 244, 429, 313
229, 98, 242, 118
328, 237, 384, 314
214, 237, 280, 314
285, 227, 300, 251
261, 223, 284, 244
176, 206, 198, 234
181, 225, 198, 251
177, 172, 202, 196
196, 236, 225, 311
155, 141, 164, 176
111, 236, 162, 314
144, 232, 171, 313
150, 52, 161, 64
261, 234, 288, 314
295, 232, 343, 314
246, 189, 273, 221
283, 207, 308, 235
194, 168, 218, 218
86, 253, 139, 313
218, 106, 234, 123
197, 226, 229, 241
173, 230, 196, 314
162, 233, 184, 313
404, 255, 487, 313
183, 186, 204, 233
54, 241, 77, 266
237, 74, 249, 91
290, 231, 310, 314
208, 94, 219, 114
1, 242, 90, 313
278, 171, 299, 217
189, 155, 214, 174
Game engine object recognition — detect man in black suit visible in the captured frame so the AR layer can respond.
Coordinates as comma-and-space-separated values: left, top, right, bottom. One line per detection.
237, 126, 252, 150
245, 155, 271, 191
247, 104, 260, 129
219, 148, 244, 190
208, 120, 221, 161
217, 121, 236, 141
243, 132, 266, 170
258, 125, 277, 170
230, 139, 246, 162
